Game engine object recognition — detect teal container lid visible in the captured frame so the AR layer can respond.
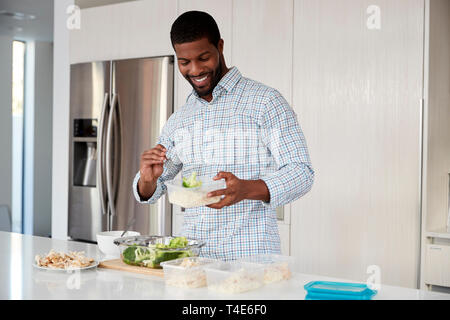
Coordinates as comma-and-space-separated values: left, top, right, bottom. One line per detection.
304, 281, 377, 300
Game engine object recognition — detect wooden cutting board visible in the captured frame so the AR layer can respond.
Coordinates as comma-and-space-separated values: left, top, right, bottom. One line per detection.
98, 259, 164, 277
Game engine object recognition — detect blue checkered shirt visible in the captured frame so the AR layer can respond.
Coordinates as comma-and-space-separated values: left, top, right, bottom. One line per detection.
133, 67, 314, 260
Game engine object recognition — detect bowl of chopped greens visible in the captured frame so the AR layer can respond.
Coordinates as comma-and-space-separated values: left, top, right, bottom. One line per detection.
165, 172, 226, 208
113, 235, 205, 269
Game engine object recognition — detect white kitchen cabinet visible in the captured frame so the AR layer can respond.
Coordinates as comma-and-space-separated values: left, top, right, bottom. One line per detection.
420, 0, 450, 290
70, 0, 177, 63
425, 242, 450, 288
231, 0, 293, 105
291, 0, 424, 288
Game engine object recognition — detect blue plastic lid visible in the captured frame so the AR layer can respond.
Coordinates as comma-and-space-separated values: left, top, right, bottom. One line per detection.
304, 281, 377, 300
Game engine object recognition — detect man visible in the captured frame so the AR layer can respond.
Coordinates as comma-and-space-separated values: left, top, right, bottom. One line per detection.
133, 11, 314, 260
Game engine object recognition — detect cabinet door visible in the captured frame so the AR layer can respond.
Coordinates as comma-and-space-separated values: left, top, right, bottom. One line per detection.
70, 0, 177, 63
291, 0, 424, 288
231, 0, 293, 104
425, 244, 450, 287
174, 0, 233, 110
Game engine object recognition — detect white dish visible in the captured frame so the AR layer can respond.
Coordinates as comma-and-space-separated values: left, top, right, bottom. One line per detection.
96, 230, 140, 258
32, 260, 99, 271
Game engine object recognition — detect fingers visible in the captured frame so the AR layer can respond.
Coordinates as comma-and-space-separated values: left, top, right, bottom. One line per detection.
141, 146, 167, 162
141, 154, 166, 162
207, 188, 228, 198
207, 198, 230, 209
142, 160, 164, 167
140, 146, 168, 170
213, 171, 233, 181
156, 144, 167, 152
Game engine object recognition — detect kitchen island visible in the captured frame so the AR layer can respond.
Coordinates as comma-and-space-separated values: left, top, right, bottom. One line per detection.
1, 231, 448, 300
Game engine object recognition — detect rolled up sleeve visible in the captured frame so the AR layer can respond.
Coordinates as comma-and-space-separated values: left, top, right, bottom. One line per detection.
259, 90, 314, 209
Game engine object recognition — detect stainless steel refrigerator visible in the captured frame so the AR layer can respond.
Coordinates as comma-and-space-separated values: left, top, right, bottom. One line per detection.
68, 56, 174, 242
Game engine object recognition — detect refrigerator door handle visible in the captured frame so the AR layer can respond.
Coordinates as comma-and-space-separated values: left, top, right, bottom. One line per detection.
112, 93, 122, 216
106, 93, 121, 219
97, 93, 109, 215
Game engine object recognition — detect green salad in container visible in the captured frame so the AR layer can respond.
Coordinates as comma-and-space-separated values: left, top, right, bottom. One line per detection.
114, 236, 205, 269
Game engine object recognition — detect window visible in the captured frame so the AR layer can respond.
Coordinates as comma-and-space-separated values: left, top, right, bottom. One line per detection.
12, 40, 25, 233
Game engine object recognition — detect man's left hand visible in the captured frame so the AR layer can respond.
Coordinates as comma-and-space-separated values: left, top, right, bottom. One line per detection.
206, 171, 248, 209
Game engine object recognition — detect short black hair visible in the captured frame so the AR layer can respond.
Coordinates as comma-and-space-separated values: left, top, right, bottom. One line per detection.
170, 11, 221, 48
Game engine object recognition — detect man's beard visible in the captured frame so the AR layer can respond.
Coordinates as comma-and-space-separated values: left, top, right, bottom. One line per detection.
187, 63, 223, 98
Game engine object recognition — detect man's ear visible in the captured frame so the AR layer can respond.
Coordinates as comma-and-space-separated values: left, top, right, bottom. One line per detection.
217, 39, 224, 54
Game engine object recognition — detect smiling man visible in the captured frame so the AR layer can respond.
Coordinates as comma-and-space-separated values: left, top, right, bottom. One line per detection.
133, 11, 314, 260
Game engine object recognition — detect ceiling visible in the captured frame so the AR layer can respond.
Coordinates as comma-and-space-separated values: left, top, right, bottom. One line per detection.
75, 0, 137, 9
0, 0, 53, 42
0, 0, 136, 42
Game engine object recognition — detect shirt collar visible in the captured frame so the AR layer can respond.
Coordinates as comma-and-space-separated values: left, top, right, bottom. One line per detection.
190, 66, 241, 101
215, 66, 241, 93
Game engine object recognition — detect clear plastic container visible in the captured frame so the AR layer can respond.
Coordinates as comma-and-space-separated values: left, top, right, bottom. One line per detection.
304, 281, 377, 300
113, 236, 205, 269
203, 261, 265, 294
160, 257, 217, 288
239, 254, 295, 284
165, 176, 226, 208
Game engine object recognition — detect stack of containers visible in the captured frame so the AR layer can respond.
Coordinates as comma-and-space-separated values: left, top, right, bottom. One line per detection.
161, 254, 296, 294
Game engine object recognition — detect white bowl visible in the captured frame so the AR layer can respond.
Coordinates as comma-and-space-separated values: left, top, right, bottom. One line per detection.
96, 230, 140, 259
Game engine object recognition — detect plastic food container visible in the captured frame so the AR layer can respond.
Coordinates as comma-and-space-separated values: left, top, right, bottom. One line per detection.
304, 281, 377, 300
165, 176, 226, 208
113, 236, 205, 269
160, 257, 217, 288
203, 261, 265, 294
239, 254, 295, 284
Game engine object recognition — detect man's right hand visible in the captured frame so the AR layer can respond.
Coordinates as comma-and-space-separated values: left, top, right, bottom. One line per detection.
137, 144, 167, 200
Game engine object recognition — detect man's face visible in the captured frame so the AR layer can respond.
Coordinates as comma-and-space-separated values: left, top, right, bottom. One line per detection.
174, 37, 223, 99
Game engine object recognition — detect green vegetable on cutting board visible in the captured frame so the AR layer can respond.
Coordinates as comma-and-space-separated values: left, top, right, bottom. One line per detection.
182, 172, 202, 188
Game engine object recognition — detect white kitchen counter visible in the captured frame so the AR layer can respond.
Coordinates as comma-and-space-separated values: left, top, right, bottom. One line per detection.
1, 231, 449, 300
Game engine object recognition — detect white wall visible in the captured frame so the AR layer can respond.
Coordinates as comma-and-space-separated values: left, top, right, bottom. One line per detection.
0, 35, 12, 218
33, 41, 54, 237
52, 0, 73, 240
